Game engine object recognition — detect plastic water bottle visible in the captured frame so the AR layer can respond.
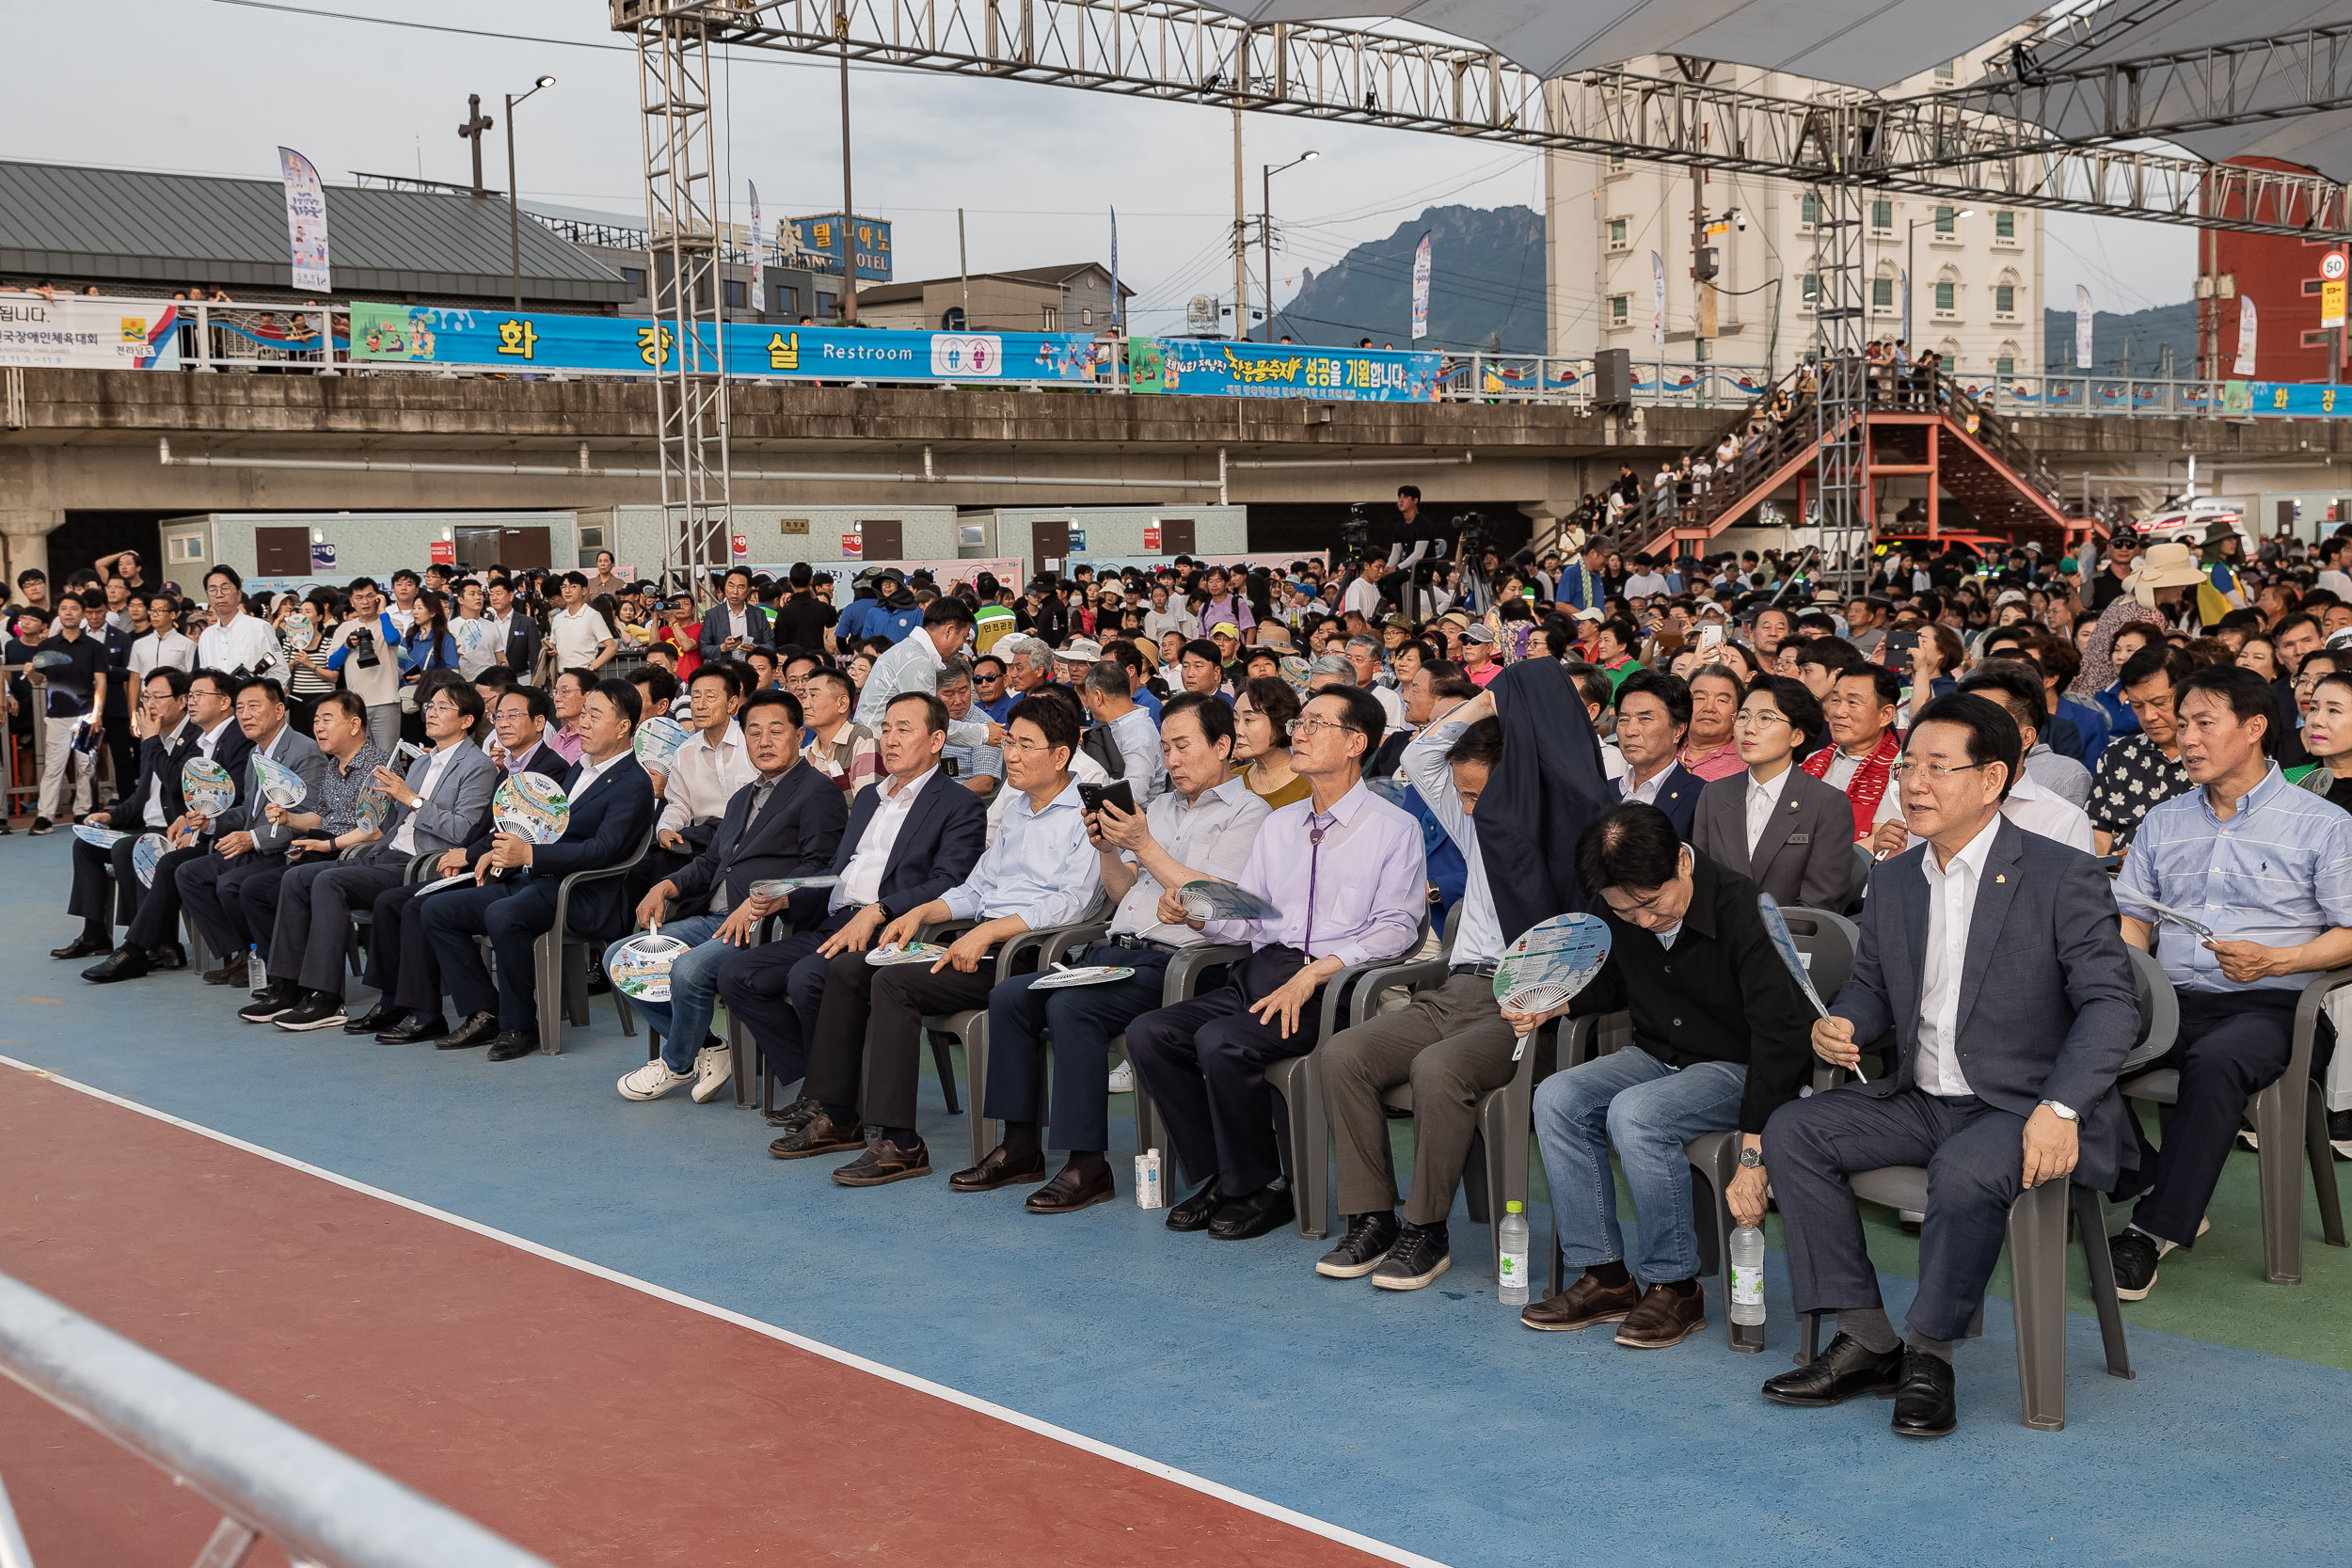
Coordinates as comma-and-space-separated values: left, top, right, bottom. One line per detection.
1729, 1224, 1767, 1326
1498, 1201, 1530, 1306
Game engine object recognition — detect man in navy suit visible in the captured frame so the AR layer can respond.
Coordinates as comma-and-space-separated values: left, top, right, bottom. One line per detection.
1612, 669, 1700, 840
1761, 693, 2137, 1438
365, 687, 570, 1043
56, 666, 199, 959
422, 678, 658, 1061
699, 566, 775, 663
610, 688, 847, 1105
485, 576, 541, 684
716, 689, 987, 1126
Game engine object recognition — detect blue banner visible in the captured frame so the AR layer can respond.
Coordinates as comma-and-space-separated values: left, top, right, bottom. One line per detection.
346, 303, 1102, 383
1125, 337, 1443, 402
789, 214, 891, 280
2238, 380, 2352, 417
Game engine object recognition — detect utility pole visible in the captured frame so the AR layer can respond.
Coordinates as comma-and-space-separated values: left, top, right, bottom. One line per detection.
1232, 109, 1247, 339
958, 207, 969, 329
1261, 164, 1274, 343
457, 94, 494, 198
1690, 166, 1713, 392
836, 6, 858, 323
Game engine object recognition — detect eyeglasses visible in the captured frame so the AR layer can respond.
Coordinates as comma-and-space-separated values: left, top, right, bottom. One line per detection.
1285, 717, 1354, 738
1889, 757, 1990, 781
1004, 736, 1057, 754
422, 699, 462, 717
1731, 710, 1788, 728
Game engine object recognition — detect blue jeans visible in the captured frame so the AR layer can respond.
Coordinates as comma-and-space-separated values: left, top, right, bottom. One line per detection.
603, 911, 732, 1071
1532, 1046, 1747, 1285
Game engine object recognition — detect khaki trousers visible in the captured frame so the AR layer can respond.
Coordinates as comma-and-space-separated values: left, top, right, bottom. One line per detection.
1321, 971, 1520, 1226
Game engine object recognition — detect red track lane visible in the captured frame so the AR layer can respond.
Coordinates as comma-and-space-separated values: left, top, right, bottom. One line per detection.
0, 1069, 1391, 1567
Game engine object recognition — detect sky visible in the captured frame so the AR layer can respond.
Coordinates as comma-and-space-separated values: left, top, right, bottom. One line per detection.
0, 0, 2195, 332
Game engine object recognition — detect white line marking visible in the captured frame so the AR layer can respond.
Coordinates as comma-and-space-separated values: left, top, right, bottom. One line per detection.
1, 1055, 1448, 1568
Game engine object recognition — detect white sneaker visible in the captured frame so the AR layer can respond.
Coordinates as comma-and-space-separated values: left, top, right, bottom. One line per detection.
1107, 1060, 1136, 1094
618, 1059, 694, 1101
689, 1040, 734, 1104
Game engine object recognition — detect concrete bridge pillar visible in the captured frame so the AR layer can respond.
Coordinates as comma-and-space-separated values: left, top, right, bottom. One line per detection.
0, 508, 59, 593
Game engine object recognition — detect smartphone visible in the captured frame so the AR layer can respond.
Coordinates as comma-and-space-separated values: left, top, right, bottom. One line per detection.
1696, 623, 1725, 653
941, 755, 960, 778
1079, 780, 1136, 817
1882, 628, 1920, 669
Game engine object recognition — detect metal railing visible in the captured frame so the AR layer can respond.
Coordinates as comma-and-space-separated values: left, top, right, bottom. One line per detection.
0, 1270, 556, 1568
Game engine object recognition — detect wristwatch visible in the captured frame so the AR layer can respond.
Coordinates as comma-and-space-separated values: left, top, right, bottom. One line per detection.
1738, 1145, 1764, 1169
2038, 1100, 2079, 1122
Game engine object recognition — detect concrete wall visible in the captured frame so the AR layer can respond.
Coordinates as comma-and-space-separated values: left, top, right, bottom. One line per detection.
159, 510, 579, 589
966, 505, 1249, 574
589, 505, 961, 575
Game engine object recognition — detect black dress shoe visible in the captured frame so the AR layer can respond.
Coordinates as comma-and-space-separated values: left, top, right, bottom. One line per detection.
1890, 1347, 1958, 1438
485, 1030, 538, 1062
1165, 1177, 1226, 1232
83, 947, 151, 984
1760, 1332, 1905, 1408
1208, 1183, 1295, 1241
201, 958, 249, 988
52, 933, 111, 960
149, 942, 188, 971
770, 1112, 867, 1160
764, 1093, 823, 1131
948, 1144, 1049, 1193
832, 1137, 930, 1186
344, 1003, 399, 1036
1025, 1161, 1115, 1213
433, 1012, 501, 1051
379, 1014, 448, 1044
585, 970, 612, 995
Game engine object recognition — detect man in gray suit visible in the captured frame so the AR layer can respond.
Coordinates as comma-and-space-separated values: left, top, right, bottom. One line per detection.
1760, 693, 2137, 1438
175, 675, 331, 990
246, 682, 499, 1032
1692, 673, 1860, 911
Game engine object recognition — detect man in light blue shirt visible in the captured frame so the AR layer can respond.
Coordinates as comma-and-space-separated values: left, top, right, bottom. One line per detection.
1079, 659, 1167, 800
2107, 663, 2352, 1300
785, 692, 1103, 1188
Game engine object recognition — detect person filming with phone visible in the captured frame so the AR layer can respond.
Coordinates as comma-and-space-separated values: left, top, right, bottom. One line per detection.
953, 692, 1271, 1212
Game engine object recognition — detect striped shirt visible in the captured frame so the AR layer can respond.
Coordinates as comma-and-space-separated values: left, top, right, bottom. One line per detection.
2114, 764, 2352, 994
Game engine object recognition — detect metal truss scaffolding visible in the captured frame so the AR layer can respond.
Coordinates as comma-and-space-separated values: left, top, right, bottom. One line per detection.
626, 3, 735, 588
1805, 106, 1871, 589
611, 1, 2352, 239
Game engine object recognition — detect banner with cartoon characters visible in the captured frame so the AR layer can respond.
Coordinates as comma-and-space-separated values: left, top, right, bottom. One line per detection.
1124, 337, 1443, 402
344, 302, 1099, 383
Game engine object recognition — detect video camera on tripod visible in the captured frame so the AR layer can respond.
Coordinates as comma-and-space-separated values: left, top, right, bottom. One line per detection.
1341, 501, 1373, 562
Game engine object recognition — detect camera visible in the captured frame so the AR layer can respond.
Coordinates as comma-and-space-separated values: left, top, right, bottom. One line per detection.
1341, 501, 1372, 560
1453, 510, 1488, 562
350, 625, 380, 669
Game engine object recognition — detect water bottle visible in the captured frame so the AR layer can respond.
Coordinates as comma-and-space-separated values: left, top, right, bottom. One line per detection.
1729, 1224, 1767, 1326
1498, 1201, 1530, 1306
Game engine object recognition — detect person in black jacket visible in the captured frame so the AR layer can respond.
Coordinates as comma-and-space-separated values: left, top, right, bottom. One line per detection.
56, 665, 197, 958
1517, 804, 1815, 1349
717, 689, 988, 1126
611, 689, 847, 1104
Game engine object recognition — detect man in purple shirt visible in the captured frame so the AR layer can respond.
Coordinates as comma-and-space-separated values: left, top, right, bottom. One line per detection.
1126, 686, 1426, 1240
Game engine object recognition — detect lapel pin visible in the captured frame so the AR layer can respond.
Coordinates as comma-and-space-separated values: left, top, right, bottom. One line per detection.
1994, 874, 2006, 883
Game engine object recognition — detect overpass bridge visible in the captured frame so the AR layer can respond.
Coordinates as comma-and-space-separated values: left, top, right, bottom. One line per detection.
4, 367, 2347, 578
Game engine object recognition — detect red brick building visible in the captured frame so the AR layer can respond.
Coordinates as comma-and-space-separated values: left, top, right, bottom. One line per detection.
2199, 155, 2351, 382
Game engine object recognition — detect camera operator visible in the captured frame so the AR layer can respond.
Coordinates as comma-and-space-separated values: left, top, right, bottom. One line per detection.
1387, 485, 1452, 622
326, 577, 406, 754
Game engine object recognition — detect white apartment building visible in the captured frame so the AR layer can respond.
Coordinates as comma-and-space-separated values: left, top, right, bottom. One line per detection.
1546, 48, 2046, 383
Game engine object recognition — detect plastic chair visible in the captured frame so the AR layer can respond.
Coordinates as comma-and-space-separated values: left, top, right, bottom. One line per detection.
912, 903, 1107, 1156
2118, 960, 2349, 1284
505, 825, 652, 1057
1263, 910, 1437, 1240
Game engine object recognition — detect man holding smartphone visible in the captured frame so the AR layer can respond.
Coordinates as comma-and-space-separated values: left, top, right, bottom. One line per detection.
951, 692, 1269, 1212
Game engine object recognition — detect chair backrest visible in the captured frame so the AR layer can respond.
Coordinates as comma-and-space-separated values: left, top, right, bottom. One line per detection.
1437, 898, 1463, 961
2119, 943, 2180, 1076
1775, 905, 1860, 1006
1844, 842, 1874, 915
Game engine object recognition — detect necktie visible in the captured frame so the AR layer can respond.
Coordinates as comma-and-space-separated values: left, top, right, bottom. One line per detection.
1302, 811, 1328, 956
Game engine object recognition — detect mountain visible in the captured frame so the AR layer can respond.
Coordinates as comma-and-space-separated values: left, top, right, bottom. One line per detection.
1270, 204, 1545, 354
2041, 300, 2200, 376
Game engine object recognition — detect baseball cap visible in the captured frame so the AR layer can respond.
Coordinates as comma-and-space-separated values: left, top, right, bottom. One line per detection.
1209, 620, 1241, 639
1461, 625, 1497, 645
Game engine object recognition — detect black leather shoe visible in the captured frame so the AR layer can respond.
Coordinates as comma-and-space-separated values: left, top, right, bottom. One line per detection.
379, 1014, 447, 1044
832, 1137, 931, 1186
485, 1030, 538, 1062
1760, 1332, 1905, 1408
948, 1144, 1049, 1193
764, 1093, 823, 1131
83, 947, 151, 984
585, 970, 612, 995
149, 942, 188, 972
52, 933, 111, 960
433, 1012, 501, 1051
1208, 1183, 1295, 1241
1165, 1177, 1226, 1232
770, 1113, 866, 1159
1316, 1212, 1401, 1278
1025, 1161, 1115, 1213
343, 1002, 398, 1036
1890, 1347, 1958, 1438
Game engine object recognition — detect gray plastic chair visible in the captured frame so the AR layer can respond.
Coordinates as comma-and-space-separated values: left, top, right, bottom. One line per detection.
2118, 959, 2348, 1284
496, 824, 650, 1056
1264, 910, 1438, 1240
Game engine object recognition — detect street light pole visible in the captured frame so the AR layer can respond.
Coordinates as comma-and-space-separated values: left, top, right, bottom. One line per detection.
1903, 206, 1972, 353
504, 75, 555, 312
1260, 150, 1318, 342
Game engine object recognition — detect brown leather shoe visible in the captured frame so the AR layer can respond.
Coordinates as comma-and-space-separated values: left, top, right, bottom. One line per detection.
1519, 1271, 1642, 1332
832, 1137, 931, 1186
768, 1112, 866, 1160
949, 1145, 1049, 1193
1025, 1161, 1115, 1214
201, 958, 249, 988
1614, 1282, 1708, 1349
